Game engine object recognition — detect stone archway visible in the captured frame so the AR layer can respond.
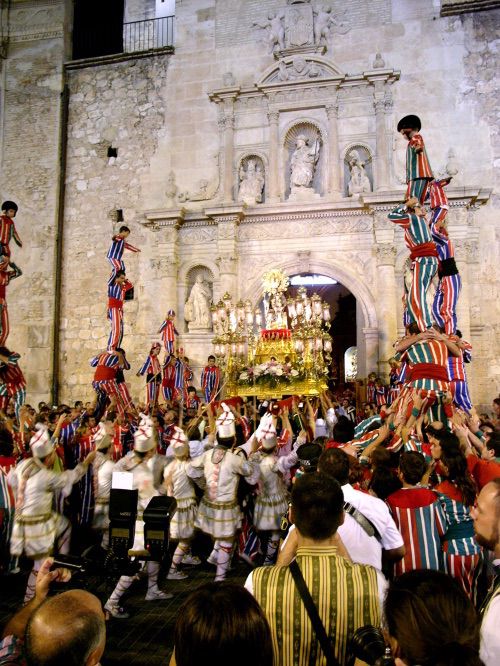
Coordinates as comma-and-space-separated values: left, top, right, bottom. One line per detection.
240, 256, 379, 377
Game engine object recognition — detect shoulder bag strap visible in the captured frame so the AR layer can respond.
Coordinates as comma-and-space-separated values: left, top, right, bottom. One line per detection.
289, 559, 340, 666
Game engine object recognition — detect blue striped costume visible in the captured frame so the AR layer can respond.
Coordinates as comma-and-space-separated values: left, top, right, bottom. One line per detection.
436, 482, 483, 601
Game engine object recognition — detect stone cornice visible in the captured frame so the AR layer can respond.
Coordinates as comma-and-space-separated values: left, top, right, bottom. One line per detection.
140, 186, 491, 232
143, 207, 186, 231
208, 69, 400, 105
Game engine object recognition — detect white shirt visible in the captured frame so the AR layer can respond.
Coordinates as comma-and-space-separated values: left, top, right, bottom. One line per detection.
480, 558, 500, 666
339, 483, 403, 571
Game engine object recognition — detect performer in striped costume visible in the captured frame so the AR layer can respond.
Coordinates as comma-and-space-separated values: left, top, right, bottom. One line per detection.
374, 378, 387, 407
158, 310, 178, 355
185, 386, 201, 410
91, 349, 127, 416
389, 201, 438, 332
107, 270, 133, 351
397, 115, 433, 204
448, 330, 473, 413
366, 372, 377, 403
137, 342, 162, 411
386, 451, 446, 576
0, 257, 21, 346
0, 348, 26, 421
387, 357, 402, 405
106, 225, 140, 283
0, 201, 22, 260
201, 355, 221, 403
161, 355, 177, 402
434, 441, 482, 601
114, 347, 135, 416
394, 327, 460, 422
429, 179, 461, 335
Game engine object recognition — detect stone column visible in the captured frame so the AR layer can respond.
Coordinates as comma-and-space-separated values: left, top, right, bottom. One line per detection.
206, 207, 244, 297
454, 242, 471, 341
326, 96, 342, 198
363, 327, 379, 375
143, 208, 185, 326
267, 109, 280, 203
373, 81, 389, 191
375, 244, 398, 378
220, 101, 235, 203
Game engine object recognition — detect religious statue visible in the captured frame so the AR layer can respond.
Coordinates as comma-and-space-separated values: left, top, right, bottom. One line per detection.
347, 150, 371, 196
290, 134, 320, 192
253, 11, 285, 53
238, 159, 265, 205
185, 274, 212, 329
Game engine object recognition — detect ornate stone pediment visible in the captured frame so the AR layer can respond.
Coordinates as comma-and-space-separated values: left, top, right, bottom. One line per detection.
258, 54, 344, 85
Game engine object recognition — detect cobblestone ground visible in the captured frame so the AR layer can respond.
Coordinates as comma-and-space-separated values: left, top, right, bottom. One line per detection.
0, 537, 251, 666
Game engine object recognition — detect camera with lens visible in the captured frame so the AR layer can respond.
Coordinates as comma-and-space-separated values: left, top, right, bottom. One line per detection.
348, 625, 395, 666
52, 489, 177, 578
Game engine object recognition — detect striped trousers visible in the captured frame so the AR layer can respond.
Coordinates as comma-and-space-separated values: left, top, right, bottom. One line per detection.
407, 256, 438, 332
108, 258, 125, 283
451, 378, 473, 413
146, 381, 160, 410
0, 302, 9, 346
433, 273, 461, 335
107, 307, 123, 351
92, 380, 127, 417
406, 178, 430, 204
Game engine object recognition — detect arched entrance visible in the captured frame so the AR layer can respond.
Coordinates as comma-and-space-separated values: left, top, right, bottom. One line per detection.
242, 260, 379, 382
287, 273, 356, 386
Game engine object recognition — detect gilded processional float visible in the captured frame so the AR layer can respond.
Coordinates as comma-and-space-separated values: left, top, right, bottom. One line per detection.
210, 269, 332, 399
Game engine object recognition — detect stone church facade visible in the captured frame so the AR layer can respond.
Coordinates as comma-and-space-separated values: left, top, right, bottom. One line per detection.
0, 0, 498, 407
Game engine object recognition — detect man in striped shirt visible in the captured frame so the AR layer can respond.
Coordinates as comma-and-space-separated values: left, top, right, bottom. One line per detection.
201, 355, 221, 403
106, 225, 140, 283
397, 114, 433, 204
387, 451, 446, 576
137, 342, 162, 411
246, 473, 381, 666
107, 270, 133, 351
389, 199, 438, 332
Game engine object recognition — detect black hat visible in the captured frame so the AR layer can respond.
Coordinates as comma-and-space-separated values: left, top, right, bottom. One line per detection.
297, 442, 323, 473
397, 115, 421, 132
1, 201, 18, 212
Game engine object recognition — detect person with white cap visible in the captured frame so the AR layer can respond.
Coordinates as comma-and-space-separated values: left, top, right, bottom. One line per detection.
7, 423, 96, 602
189, 403, 258, 581
164, 425, 201, 580
90, 422, 115, 549
103, 414, 172, 618
250, 413, 296, 565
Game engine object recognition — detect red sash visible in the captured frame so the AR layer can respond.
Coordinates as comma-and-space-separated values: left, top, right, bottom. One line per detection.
410, 242, 438, 260
407, 363, 448, 382
108, 297, 123, 309
94, 366, 116, 381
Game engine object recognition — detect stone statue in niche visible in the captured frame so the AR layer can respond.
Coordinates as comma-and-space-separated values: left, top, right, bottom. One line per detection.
238, 158, 265, 205
347, 150, 371, 196
290, 134, 320, 192
253, 10, 285, 53
185, 274, 212, 330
